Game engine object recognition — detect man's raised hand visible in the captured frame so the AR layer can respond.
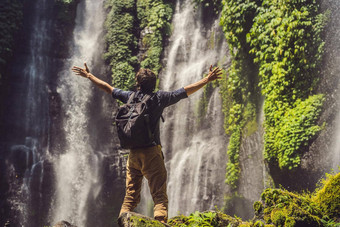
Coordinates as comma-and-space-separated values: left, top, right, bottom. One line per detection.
207, 65, 222, 82
71, 63, 91, 78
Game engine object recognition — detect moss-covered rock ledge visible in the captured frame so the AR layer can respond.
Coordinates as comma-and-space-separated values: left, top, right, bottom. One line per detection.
117, 172, 339, 227
118, 212, 170, 227
52, 172, 339, 226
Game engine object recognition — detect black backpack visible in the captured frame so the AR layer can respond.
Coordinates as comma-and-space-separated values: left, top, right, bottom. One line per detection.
115, 92, 154, 149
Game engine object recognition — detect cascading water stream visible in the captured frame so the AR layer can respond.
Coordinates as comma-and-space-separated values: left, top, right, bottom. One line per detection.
137, 0, 230, 218
163, 1, 229, 217
5, 0, 53, 225
51, 0, 105, 225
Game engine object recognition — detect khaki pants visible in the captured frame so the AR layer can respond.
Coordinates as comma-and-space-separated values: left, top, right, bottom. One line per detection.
119, 145, 168, 220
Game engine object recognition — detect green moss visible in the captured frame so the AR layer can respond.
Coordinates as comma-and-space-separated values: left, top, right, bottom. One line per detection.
167, 173, 340, 226
244, 119, 258, 137
256, 188, 323, 226
253, 201, 263, 216
169, 211, 242, 227
129, 216, 164, 227
312, 172, 340, 219
168, 215, 189, 226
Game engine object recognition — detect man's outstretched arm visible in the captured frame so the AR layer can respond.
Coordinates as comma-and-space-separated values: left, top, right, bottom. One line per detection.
72, 63, 114, 94
184, 65, 222, 96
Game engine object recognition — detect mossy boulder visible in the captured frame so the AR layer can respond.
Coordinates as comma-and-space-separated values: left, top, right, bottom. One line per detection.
254, 188, 323, 227
169, 211, 260, 227
118, 212, 169, 227
117, 173, 340, 226
169, 211, 238, 226
312, 172, 340, 220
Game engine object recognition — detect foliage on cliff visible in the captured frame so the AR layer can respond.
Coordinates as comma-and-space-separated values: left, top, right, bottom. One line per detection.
104, 0, 173, 91
137, 0, 173, 73
219, 0, 327, 188
104, 0, 139, 91
0, 0, 24, 81
248, 0, 327, 170
219, 0, 261, 189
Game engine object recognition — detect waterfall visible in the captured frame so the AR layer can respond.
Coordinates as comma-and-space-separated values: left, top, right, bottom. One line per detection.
51, 0, 105, 225
138, 0, 229, 218
4, 0, 53, 225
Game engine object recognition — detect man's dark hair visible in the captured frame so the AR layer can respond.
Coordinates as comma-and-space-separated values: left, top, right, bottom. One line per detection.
136, 68, 156, 93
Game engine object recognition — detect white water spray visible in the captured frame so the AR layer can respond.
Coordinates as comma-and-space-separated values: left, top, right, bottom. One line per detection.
139, 0, 229, 218
52, 0, 105, 225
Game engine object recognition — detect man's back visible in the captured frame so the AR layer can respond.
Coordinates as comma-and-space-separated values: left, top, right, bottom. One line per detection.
112, 88, 188, 146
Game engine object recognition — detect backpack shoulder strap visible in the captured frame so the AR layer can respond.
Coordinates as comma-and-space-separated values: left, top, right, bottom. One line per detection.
127, 92, 136, 104
141, 93, 152, 103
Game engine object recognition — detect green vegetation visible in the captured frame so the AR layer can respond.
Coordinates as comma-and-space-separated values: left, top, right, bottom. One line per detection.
219, 0, 260, 189
195, 72, 221, 126
258, 188, 323, 226
137, 0, 173, 74
129, 216, 165, 227
0, 0, 24, 81
312, 171, 340, 220
255, 172, 340, 226
169, 210, 247, 226
104, 0, 173, 91
165, 172, 340, 227
104, 0, 139, 91
248, 0, 327, 170
219, 0, 327, 188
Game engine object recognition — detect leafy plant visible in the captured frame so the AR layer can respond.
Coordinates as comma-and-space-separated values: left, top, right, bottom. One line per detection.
186, 211, 218, 226
137, 0, 173, 74
104, 0, 139, 91
248, 0, 328, 169
219, 0, 261, 189
219, 0, 327, 183
104, 0, 174, 91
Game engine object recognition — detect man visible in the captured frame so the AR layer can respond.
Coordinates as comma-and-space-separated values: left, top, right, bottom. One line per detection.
71, 63, 222, 223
